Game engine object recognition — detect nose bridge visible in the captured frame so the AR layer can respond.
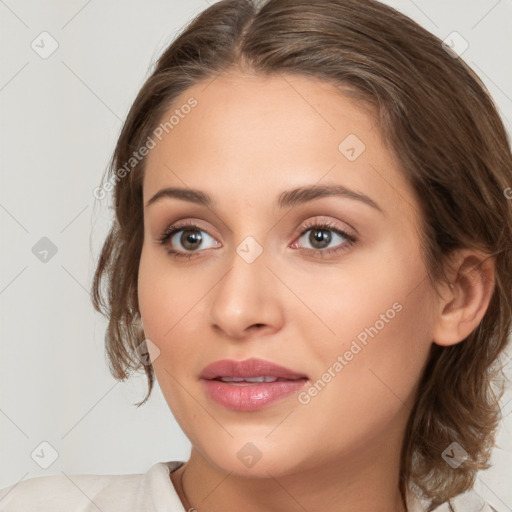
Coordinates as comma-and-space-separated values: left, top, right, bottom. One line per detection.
208, 235, 284, 338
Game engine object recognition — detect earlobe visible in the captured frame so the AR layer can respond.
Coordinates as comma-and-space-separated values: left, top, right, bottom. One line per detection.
432, 249, 495, 347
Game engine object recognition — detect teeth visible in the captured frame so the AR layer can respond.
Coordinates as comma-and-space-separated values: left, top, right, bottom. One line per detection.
219, 376, 279, 383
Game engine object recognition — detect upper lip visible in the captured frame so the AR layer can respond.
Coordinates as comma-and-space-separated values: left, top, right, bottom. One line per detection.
200, 358, 308, 380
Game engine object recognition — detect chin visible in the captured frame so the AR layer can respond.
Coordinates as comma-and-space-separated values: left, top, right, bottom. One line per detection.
197, 437, 309, 479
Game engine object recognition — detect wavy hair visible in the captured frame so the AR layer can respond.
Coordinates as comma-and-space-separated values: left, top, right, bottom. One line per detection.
91, 0, 512, 508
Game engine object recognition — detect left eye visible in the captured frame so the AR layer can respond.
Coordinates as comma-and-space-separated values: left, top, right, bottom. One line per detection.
294, 224, 355, 252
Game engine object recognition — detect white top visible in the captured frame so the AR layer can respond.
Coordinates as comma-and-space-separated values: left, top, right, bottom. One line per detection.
0, 460, 498, 511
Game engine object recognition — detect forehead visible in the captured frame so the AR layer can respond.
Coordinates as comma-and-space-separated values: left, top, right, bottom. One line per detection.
143, 72, 419, 225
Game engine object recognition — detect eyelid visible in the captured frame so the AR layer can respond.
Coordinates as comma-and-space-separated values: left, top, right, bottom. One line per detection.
158, 218, 219, 239
292, 216, 356, 241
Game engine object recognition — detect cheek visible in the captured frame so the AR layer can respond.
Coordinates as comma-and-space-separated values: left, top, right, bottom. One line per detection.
138, 244, 200, 341
298, 245, 434, 412
290, 235, 430, 352
138, 250, 201, 425
137, 246, 213, 392
300, 274, 434, 440
292, 318, 431, 463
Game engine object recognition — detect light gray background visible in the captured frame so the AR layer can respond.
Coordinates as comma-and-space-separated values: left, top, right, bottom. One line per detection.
1, 0, 511, 509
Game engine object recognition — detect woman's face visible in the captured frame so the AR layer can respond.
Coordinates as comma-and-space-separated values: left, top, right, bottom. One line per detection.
138, 71, 439, 477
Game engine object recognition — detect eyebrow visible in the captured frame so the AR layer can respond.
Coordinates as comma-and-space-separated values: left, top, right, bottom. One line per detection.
145, 184, 383, 214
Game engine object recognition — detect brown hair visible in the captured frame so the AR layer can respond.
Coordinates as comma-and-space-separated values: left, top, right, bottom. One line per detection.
91, 0, 512, 508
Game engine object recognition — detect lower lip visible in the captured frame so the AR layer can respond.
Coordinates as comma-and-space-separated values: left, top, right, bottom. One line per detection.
201, 378, 308, 411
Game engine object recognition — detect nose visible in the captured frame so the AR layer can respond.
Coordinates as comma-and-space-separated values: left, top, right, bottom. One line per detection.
208, 241, 285, 340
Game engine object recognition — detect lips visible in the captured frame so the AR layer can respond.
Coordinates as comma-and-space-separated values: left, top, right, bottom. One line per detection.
199, 358, 308, 411
199, 358, 308, 381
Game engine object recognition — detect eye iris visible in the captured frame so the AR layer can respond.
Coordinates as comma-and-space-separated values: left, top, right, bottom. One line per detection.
310, 228, 331, 249
181, 229, 202, 250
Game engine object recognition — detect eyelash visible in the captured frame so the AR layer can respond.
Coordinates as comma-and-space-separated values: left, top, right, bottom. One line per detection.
157, 220, 357, 260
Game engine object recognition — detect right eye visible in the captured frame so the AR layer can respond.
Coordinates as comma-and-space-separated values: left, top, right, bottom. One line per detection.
158, 222, 221, 259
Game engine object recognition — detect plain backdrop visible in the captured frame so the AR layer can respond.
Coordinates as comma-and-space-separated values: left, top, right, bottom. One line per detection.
1, 0, 512, 509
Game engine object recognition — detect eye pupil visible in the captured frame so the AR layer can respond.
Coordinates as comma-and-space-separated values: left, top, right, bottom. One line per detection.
310, 228, 331, 248
181, 229, 202, 250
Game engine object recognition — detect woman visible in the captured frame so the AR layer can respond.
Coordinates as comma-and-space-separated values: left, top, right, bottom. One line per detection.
1, 0, 510, 510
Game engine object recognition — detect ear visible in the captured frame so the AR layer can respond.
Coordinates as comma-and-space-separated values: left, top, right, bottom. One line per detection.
432, 249, 496, 347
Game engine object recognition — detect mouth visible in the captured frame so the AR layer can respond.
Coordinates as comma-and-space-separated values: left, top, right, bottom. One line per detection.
199, 358, 308, 411
212, 376, 303, 384
199, 357, 308, 381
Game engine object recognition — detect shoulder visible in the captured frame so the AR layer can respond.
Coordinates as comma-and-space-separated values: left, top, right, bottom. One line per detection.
0, 461, 185, 512
0, 472, 143, 512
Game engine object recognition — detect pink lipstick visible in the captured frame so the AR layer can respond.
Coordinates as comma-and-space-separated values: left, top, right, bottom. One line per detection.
200, 358, 308, 411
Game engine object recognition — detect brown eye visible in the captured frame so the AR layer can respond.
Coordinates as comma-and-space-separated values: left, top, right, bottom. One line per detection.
291, 220, 358, 259
179, 229, 203, 251
158, 222, 220, 259
296, 223, 355, 252
307, 228, 333, 249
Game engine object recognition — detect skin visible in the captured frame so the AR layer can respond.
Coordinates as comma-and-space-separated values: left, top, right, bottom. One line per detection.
137, 70, 495, 512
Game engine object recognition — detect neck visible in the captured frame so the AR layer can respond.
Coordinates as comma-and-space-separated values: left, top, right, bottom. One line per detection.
171, 438, 408, 512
